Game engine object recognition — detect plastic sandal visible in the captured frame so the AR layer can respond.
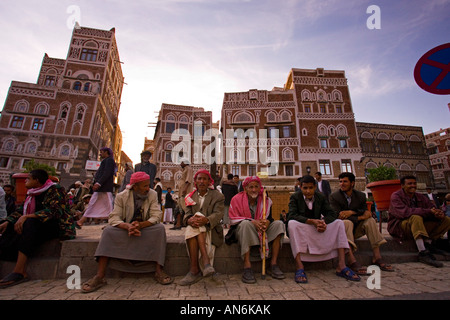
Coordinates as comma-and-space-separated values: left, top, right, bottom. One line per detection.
294, 269, 308, 283
336, 267, 361, 281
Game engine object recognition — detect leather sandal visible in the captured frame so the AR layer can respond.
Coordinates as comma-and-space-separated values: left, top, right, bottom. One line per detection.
81, 275, 107, 293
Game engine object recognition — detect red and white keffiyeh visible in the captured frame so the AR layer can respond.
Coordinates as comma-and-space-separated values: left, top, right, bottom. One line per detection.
184, 169, 215, 207
23, 179, 56, 216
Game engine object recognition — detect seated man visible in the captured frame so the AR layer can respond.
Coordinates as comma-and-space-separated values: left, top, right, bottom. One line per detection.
228, 176, 285, 284
0, 169, 76, 288
179, 170, 224, 286
388, 175, 450, 268
287, 175, 360, 283
82, 172, 172, 293
330, 172, 394, 274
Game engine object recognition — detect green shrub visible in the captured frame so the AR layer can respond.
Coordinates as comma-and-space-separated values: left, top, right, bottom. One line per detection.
366, 165, 397, 183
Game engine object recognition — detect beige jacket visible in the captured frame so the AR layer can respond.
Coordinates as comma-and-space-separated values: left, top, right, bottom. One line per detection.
109, 189, 162, 226
183, 189, 225, 248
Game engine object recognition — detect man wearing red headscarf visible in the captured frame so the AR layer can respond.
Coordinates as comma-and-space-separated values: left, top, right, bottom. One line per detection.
228, 176, 285, 284
179, 169, 224, 286
81, 172, 173, 293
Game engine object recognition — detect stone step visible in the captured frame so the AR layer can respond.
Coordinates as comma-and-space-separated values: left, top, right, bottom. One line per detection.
0, 224, 444, 280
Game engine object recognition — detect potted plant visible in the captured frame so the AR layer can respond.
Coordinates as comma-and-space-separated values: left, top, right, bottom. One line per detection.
12, 159, 59, 204
366, 165, 401, 212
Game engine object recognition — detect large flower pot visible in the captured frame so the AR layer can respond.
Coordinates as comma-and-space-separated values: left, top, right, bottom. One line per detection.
12, 173, 59, 205
366, 179, 401, 212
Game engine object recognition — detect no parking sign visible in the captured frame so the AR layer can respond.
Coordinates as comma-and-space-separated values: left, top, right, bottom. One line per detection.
414, 43, 450, 95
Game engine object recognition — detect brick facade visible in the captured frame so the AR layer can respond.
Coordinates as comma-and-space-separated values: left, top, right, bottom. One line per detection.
0, 26, 124, 189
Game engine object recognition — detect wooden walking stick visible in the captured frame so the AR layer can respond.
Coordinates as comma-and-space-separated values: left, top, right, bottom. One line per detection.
261, 188, 266, 280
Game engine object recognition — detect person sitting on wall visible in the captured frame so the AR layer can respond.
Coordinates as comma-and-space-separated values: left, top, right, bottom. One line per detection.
0, 169, 76, 288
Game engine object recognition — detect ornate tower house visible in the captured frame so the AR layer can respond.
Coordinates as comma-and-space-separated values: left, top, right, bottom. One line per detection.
221, 68, 366, 190
0, 26, 124, 187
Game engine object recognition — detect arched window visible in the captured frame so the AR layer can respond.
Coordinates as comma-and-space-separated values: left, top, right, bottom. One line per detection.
73, 81, 82, 91
280, 110, 291, 122
84, 82, 91, 92
60, 145, 71, 157
3, 140, 15, 152
266, 111, 277, 122
26, 142, 37, 154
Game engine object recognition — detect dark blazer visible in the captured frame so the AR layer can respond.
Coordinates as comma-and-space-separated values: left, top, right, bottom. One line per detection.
183, 189, 225, 248
318, 179, 332, 200
287, 190, 337, 237
94, 156, 116, 193
329, 189, 367, 226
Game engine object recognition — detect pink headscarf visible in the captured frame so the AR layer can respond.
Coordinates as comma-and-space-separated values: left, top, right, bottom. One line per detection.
23, 179, 56, 216
185, 169, 215, 207
228, 176, 271, 258
126, 172, 150, 189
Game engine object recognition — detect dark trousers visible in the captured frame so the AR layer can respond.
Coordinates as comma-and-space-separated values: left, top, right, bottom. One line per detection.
0, 218, 59, 261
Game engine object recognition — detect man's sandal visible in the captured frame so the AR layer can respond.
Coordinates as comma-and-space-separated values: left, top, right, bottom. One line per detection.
154, 271, 174, 285
294, 269, 308, 283
372, 259, 395, 272
336, 267, 361, 281
0, 272, 29, 289
81, 275, 107, 293
349, 261, 369, 276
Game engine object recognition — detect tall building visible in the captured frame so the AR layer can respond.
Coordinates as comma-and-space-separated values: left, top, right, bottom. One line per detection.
356, 122, 432, 189
152, 103, 217, 190
221, 67, 366, 190
0, 26, 125, 188
425, 127, 450, 192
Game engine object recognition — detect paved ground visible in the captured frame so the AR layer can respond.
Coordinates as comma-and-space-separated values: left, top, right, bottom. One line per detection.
1, 224, 450, 302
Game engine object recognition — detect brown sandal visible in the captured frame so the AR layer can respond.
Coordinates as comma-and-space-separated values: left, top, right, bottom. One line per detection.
81, 275, 107, 293
373, 259, 395, 272
349, 261, 369, 276
155, 271, 173, 285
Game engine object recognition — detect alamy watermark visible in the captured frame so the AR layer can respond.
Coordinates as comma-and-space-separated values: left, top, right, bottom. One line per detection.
66, 5, 81, 30
170, 123, 280, 175
366, 5, 381, 30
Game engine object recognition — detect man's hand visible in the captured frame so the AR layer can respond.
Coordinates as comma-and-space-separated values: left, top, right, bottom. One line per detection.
188, 215, 209, 228
431, 208, 445, 220
308, 219, 326, 233
0, 221, 9, 235
14, 215, 29, 235
128, 221, 142, 237
252, 219, 269, 233
92, 183, 101, 192
338, 210, 354, 220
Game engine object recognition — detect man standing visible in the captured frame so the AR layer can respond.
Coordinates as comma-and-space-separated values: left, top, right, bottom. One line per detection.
119, 162, 134, 193
221, 173, 239, 229
81, 172, 172, 293
388, 175, 450, 267
179, 170, 224, 286
228, 176, 285, 284
172, 161, 193, 231
314, 172, 331, 201
135, 151, 157, 189
3, 185, 16, 216
425, 187, 440, 208
233, 175, 244, 192
0, 169, 75, 288
77, 147, 116, 227
329, 172, 393, 274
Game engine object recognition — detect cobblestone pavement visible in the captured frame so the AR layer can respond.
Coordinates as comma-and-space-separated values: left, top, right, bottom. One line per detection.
1, 261, 449, 301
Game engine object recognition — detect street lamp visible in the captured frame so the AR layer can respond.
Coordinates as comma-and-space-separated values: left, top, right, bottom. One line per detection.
306, 166, 311, 175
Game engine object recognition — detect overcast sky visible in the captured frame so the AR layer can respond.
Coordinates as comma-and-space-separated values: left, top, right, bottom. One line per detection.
0, 0, 449, 164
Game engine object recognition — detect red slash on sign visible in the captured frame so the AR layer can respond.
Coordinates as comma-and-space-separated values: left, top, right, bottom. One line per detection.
414, 43, 450, 95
